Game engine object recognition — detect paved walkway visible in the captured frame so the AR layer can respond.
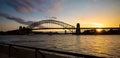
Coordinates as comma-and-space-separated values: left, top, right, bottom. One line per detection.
0, 53, 16, 58
0, 53, 8, 58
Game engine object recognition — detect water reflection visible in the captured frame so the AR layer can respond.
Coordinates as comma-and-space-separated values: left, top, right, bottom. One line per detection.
75, 35, 80, 50
74, 35, 118, 58
1, 35, 120, 58
91, 36, 111, 57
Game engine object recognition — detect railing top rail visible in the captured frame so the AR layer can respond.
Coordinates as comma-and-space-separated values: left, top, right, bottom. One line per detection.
0, 42, 105, 58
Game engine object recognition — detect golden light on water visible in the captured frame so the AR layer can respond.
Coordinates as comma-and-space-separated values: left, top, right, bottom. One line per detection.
92, 36, 111, 57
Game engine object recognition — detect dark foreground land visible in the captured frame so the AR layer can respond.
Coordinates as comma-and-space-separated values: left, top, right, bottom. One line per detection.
0, 44, 72, 58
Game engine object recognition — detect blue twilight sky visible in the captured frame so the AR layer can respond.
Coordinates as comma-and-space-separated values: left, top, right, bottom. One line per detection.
0, 0, 120, 31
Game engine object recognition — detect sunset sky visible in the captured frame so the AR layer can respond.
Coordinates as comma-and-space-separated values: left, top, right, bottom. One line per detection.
0, 0, 120, 31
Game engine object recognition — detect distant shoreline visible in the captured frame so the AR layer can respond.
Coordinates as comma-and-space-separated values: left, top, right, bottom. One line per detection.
0, 32, 120, 35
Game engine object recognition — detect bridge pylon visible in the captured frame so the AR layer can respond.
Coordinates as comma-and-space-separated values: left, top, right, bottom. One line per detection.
76, 23, 81, 35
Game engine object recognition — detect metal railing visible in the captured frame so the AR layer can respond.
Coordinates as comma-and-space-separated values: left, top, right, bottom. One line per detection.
0, 42, 105, 58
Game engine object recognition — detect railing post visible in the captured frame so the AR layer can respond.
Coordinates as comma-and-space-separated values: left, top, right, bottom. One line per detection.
35, 49, 46, 58
35, 49, 38, 58
38, 51, 45, 58
9, 45, 11, 58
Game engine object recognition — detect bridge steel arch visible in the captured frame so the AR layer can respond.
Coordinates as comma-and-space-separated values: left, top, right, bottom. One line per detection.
28, 20, 75, 32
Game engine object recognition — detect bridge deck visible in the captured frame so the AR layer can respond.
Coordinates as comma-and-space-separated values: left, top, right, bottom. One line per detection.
32, 27, 120, 30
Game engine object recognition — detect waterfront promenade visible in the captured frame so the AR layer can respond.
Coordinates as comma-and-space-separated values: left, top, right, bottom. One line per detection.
0, 43, 104, 58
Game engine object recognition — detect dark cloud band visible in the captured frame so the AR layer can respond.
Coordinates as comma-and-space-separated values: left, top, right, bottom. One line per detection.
0, 11, 33, 25
1, 0, 63, 13
0, 0, 63, 25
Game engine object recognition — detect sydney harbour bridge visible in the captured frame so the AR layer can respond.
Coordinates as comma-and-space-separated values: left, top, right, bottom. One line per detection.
27, 19, 120, 34
28, 20, 76, 33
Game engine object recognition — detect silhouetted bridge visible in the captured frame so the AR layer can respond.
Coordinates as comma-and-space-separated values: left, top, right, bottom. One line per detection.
32, 27, 120, 30
28, 20, 120, 34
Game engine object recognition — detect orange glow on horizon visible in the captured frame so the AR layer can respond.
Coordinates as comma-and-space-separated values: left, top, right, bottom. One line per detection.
96, 29, 103, 33
94, 23, 104, 32
93, 23, 104, 28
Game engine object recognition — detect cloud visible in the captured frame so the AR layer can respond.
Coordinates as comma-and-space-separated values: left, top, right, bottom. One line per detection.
1, 0, 63, 13
46, 0, 63, 14
93, 0, 97, 2
0, 0, 64, 25
93, 0, 99, 2
0, 10, 33, 25
46, 16, 57, 19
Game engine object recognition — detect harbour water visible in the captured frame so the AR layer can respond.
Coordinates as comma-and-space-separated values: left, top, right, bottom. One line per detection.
0, 35, 120, 58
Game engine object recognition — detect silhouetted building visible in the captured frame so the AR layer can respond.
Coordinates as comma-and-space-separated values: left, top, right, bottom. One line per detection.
18, 26, 32, 35
76, 23, 81, 34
